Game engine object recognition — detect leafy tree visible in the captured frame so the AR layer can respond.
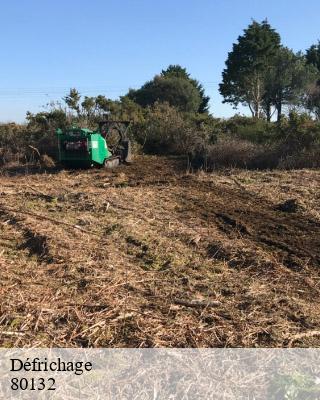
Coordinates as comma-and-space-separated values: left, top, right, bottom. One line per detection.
161, 65, 189, 79
26, 109, 67, 128
306, 42, 320, 119
134, 102, 213, 154
219, 20, 281, 118
306, 83, 320, 120
128, 74, 202, 113
81, 96, 96, 119
306, 41, 320, 72
127, 65, 209, 113
161, 65, 210, 112
63, 88, 81, 116
117, 97, 145, 122
95, 95, 110, 114
263, 48, 319, 121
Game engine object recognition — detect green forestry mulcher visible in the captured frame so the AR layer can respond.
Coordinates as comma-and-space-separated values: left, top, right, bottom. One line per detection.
56, 120, 131, 168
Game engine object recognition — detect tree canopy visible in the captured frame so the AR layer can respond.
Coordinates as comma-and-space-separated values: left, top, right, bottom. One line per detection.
306, 42, 320, 119
219, 20, 281, 117
220, 20, 320, 121
127, 65, 209, 113
306, 42, 320, 72
263, 48, 318, 121
161, 65, 210, 113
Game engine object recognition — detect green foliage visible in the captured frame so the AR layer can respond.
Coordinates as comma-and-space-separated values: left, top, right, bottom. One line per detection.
191, 111, 320, 169
306, 83, 320, 120
223, 115, 274, 143
133, 102, 192, 154
127, 65, 209, 113
94, 94, 109, 112
220, 19, 281, 117
306, 41, 320, 72
263, 48, 318, 121
3, 22, 320, 171
128, 75, 202, 113
63, 88, 81, 116
305, 43, 320, 120
277, 111, 320, 150
106, 96, 145, 123
161, 65, 210, 113
2, 35, 320, 172
0, 123, 27, 151
221, 112, 320, 148
26, 108, 68, 129
81, 96, 96, 119
133, 102, 217, 155
220, 21, 320, 121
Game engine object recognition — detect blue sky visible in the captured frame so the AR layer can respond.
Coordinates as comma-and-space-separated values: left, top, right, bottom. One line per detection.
0, 0, 319, 122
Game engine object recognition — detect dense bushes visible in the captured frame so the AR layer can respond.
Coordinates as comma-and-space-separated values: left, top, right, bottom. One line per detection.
132, 108, 320, 170
222, 115, 275, 143
0, 123, 41, 165
200, 113, 320, 169
133, 102, 218, 155
1, 61, 319, 171
0, 109, 66, 165
199, 138, 320, 170
1, 93, 320, 170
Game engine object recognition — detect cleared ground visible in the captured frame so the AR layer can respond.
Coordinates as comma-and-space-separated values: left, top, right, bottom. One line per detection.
0, 156, 319, 347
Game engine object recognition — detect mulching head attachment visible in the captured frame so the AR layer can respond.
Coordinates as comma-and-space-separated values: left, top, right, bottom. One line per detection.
98, 120, 132, 163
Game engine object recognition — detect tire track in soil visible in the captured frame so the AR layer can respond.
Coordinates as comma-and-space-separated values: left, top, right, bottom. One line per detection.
0, 205, 54, 262
173, 178, 320, 271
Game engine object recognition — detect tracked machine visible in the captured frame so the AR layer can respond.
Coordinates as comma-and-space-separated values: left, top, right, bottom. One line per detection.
56, 120, 131, 168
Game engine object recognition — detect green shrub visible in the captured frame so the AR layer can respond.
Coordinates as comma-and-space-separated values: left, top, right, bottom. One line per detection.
1, 91, 320, 171
223, 115, 275, 144
275, 111, 320, 152
133, 102, 218, 155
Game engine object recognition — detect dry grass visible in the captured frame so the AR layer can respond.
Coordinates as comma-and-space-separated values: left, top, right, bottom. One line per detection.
0, 156, 319, 347
198, 138, 320, 170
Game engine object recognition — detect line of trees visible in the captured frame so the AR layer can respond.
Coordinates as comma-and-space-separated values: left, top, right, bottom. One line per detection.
43, 64, 210, 121
219, 20, 320, 122
26, 20, 320, 126
2, 19, 320, 170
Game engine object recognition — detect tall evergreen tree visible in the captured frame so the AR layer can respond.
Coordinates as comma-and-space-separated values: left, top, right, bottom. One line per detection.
219, 20, 281, 117
63, 88, 81, 116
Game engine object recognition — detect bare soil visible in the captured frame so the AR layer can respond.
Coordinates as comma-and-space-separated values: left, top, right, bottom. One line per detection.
0, 156, 319, 347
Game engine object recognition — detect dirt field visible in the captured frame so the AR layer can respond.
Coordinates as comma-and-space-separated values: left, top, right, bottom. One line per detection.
0, 156, 320, 347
